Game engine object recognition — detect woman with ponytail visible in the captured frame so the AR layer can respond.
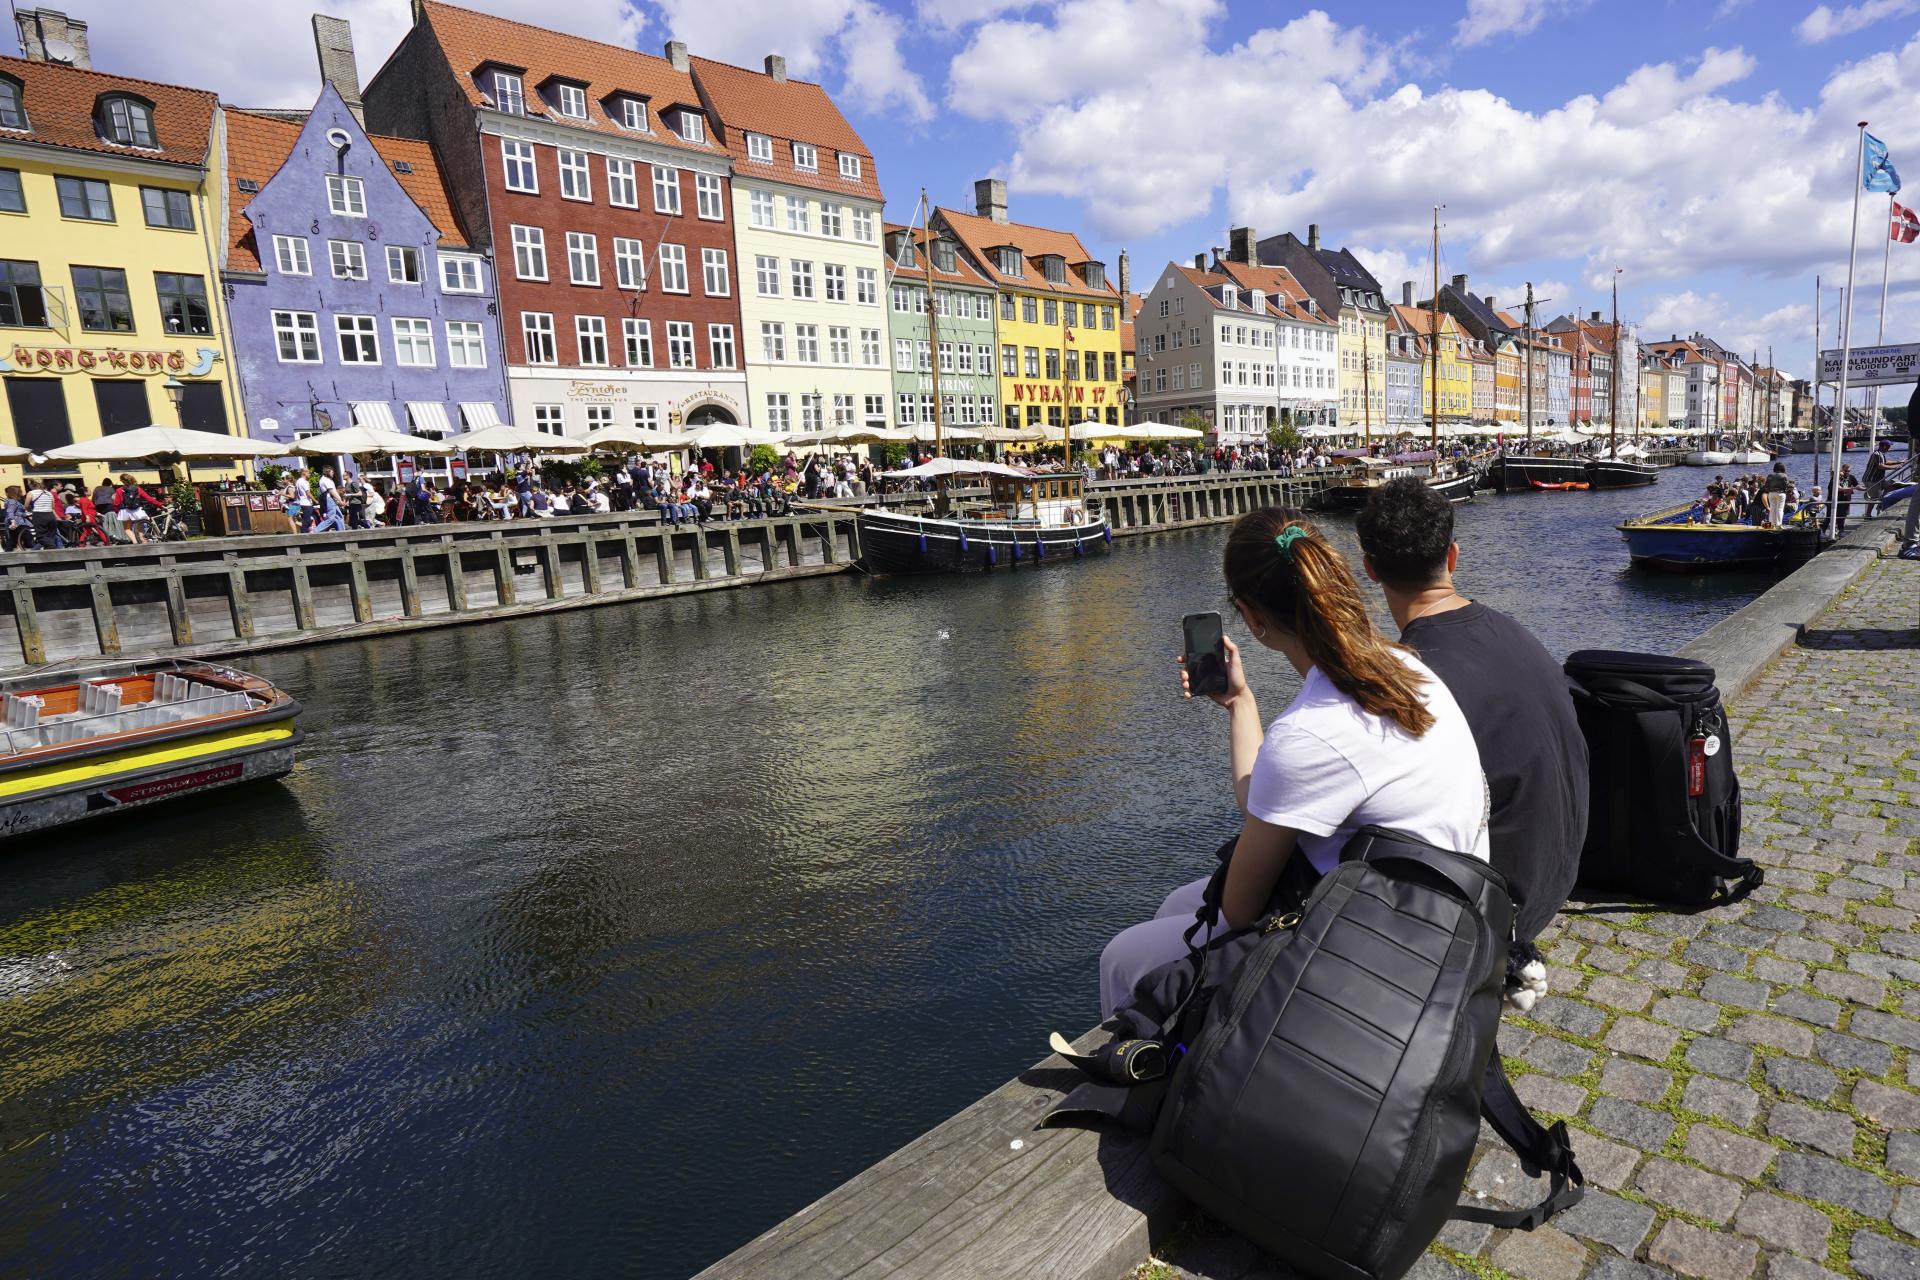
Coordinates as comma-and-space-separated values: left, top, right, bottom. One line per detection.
1098, 508, 1489, 1017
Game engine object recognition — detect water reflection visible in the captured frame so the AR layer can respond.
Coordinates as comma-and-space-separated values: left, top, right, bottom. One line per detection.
0, 466, 1844, 1279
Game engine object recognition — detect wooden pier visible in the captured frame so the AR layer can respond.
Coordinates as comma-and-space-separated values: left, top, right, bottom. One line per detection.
0, 469, 1338, 673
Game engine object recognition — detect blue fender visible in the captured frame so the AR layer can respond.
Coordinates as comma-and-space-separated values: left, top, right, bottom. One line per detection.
1034, 536, 1045, 560
958, 529, 969, 551
917, 531, 928, 554
1012, 539, 1022, 562
987, 543, 997, 567
1074, 538, 1084, 558
1102, 523, 1113, 544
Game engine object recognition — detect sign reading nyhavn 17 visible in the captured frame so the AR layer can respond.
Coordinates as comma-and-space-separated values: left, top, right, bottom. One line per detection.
1010, 382, 1109, 405
1818, 343, 1920, 387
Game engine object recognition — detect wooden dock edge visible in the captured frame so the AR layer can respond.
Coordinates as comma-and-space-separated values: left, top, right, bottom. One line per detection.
690, 1029, 1183, 1280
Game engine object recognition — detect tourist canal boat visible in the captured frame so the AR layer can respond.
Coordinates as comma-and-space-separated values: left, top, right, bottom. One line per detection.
1488, 454, 1591, 493
1323, 453, 1476, 509
858, 459, 1112, 575
0, 659, 300, 837
1617, 503, 1824, 572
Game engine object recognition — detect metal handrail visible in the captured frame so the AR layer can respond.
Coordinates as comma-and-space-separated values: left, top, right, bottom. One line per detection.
0, 684, 263, 757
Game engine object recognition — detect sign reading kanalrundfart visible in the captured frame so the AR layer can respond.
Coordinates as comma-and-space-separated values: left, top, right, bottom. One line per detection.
1819, 343, 1920, 387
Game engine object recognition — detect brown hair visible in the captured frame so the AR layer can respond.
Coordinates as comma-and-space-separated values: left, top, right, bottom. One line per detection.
1224, 507, 1434, 737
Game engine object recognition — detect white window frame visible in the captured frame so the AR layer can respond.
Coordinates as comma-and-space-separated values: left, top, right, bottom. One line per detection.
566, 231, 600, 286
790, 259, 814, 300
392, 316, 435, 367
667, 320, 695, 370
761, 322, 785, 362
756, 255, 780, 297
446, 320, 486, 368
750, 190, 775, 228
555, 83, 587, 120
792, 142, 817, 171
272, 309, 320, 363
273, 235, 311, 277
766, 393, 790, 431
606, 157, 637, 209
852, 209, 874, 242
521, 311, 557, 365
823, 263, 846, 303
795, 324, 819, 364
501, 139, 538, 193
658, 243, 688, 294
747, 133, 773, 164
701, 247, 730, 297
439, 253, 482, 294
786, 196, 809, 233
492, 71, 525, 115
695, 173, 724, 221
386, 245, 421, 285
326, 173, 366, 217
619, 98, 649, 132
677, 111, 705, 144
557, 148, 591, 202
511, 225, 547, 281
856, 267, 877, 305
613, 237, 646, 291
838, 153, 861, 180
533, 403, 565, 434
820, 204, 843, 237
860, 329, 881, 366
623, 318, 652, 368
575, 314, 608, 366
652, 165, 681, 215
329, 238, 367, 281
709, 323, 736, 370
336, 313, 380, 364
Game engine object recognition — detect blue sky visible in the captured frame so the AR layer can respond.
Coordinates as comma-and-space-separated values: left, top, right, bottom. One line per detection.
93, 0, 1920, 378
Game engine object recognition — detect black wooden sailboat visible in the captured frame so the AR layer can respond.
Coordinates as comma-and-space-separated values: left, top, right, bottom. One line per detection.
859, 461, 1111, 574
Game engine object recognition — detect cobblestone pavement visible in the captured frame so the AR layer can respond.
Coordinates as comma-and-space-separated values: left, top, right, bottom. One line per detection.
1145, 552, 1920, 1280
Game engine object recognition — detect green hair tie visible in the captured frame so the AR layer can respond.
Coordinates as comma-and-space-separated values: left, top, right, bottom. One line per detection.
1274, 526, 1309, 557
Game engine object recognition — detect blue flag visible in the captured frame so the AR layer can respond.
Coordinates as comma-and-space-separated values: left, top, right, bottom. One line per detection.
1865, 131, 1901, 194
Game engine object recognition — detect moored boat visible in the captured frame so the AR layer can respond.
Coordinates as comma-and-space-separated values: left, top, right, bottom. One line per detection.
1585, 457, 1660, 488
857, 460, 1111, 575
1321, 456, 1427, 510
1489, 454, 1589, 493
1426, 469, 1477, 503
1683, 450, 1735, 467
1618, 502, 1824, 572
0, 659, 300, 837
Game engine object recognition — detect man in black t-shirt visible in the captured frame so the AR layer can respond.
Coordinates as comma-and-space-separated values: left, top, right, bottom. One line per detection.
1356, 479, 1588, 942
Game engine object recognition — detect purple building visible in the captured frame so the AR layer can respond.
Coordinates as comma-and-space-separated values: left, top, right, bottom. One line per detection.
223, 81, 507, 481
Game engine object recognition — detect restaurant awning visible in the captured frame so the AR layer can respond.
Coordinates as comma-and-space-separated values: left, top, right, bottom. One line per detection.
351, 401, 399, 433
459, 402, 503, 429
406, 402, 453, 437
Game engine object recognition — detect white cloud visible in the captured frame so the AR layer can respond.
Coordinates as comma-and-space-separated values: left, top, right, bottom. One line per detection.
1795, 0, 1920, 43
1454, 0, 1587, 47
948, 0, 1225, 122
914, 0, 1033, 33
86, 0, 645, 109
653, 0, 932, 121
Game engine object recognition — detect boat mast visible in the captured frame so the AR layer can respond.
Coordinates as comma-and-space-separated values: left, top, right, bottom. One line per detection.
1812, 276, 1822, 494
1429, 205, 1440, 451
1523, 282, 1534, 451
1609, 270, 1620, 460
920, 190, 945, 460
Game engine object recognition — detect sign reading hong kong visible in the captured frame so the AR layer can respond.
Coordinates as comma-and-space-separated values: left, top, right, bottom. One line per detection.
0, 345, 221, 376
1009, 382, 1109, 405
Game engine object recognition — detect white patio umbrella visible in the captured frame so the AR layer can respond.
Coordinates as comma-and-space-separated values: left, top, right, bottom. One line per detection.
903, 423, 984, 442
35, 425, 283, 464
441, 423, 587, 454
289, 425, 454, 456
683, 422, 788, 451
973, 425, 1048, 443
581, 424, 684, 453
0, 443, 33, 461
1115, 422, 1205, 440
881, 457, 1033, 480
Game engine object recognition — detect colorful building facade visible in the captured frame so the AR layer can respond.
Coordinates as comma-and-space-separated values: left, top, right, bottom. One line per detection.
0, 50, 241, 484
883, 223, 997, 433
365, 1, 749, 439
223, 86, 508, 480
939, 181, 1124, 434
1254, 225, 1386, 432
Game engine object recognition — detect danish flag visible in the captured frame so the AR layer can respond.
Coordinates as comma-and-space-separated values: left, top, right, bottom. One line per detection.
1894, 198, 1920, 244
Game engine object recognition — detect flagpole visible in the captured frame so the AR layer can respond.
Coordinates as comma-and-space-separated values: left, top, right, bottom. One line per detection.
1812, 275, 1822, 497
1870, 192, 1893, 454
1829, 121, 1869, 541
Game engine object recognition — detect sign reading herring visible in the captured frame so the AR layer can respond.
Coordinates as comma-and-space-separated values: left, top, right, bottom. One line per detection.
1819, 343, 1920, 387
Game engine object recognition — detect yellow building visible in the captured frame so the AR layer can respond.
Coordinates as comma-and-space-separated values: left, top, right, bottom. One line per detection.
937, 180, 1124, 438
1391, 303, 1472, 428
1493, 337, 1523, 430
0, 50, 241, 486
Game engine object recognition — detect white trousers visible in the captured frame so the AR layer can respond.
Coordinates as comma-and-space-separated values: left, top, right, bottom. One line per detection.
1098, 875, 1215, 1019
1765, 492, 1786, 526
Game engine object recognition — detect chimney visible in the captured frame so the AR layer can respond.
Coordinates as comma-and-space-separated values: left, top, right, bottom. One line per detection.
665, 40, 689, 72
1193, 254, 1206, 271
1227, 226, 1255, 264
312, 14, 363, 125
764, 54, 787, 82
1118, 249, 1130, 299
974, 177, 1008, 224
1485, 296, 1495, 313
1402, 282, 1413, 307
14, 7, 91, 68
1306, 223, 1320, 251
1590, 310, 1601, 323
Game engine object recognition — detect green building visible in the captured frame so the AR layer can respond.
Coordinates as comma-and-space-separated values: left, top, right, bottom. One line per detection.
883, 224, 998, 435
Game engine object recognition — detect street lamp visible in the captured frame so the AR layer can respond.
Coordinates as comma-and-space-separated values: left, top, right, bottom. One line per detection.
162, 375, 186, 425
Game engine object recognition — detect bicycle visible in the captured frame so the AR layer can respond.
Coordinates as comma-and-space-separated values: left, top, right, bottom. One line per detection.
150, 502, 189, 542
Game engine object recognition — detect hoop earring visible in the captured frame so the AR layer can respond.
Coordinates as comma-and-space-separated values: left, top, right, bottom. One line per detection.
1252, 621, 1268, 639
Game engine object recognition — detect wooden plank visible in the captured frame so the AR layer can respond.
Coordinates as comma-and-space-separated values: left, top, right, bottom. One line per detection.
688, 529, 710, 581
347, 557, 374, 624
289, 561, 316, 631
493, 541, 516, 607
225, 560, 255, 640
397, 551, 422, 618
443, 542, 468, 613
654, 531, 675, 585
86, 579, 121, 656
163, 572, 193, 646
722, 528, 742, 578
691, 1030, 1181, 1280
820, 518, 839, 566
537, 541, 562, 598
580, 534, 603, 594
619, 532, 641, 588
9, 579, 43, 665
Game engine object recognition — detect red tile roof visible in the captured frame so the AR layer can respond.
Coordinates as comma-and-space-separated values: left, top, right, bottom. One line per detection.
223, 109, 472, 273
407, 0, 724, 161
1212, 259, 1334, 326
936, 207, 1117, 298
689, 55, 878, 202
883, 222, 990, 288
0, 53, 215, 169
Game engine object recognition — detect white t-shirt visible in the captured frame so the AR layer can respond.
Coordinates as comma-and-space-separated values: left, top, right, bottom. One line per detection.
1246, 650, 1488, 875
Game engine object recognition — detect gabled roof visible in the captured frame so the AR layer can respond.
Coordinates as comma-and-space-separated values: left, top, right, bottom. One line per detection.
936, 207, 1117, 298
883, 222, 990, 288
224, 105, 472, 273
1390, 304, 1464, 341
690, 54, 879, 201
1438, 283, 1515, 338
1212, 259, 1335, 326
403, 0, 724, 161
0, 53, 215, 169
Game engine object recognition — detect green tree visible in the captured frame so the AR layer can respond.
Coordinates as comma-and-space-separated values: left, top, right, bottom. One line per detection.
747, 443, 780, 473
1177, 410, 1210, 437
1267, 421, 1303, 453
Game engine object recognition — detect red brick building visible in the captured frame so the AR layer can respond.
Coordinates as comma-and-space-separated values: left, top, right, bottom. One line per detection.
364, 0, 748, 437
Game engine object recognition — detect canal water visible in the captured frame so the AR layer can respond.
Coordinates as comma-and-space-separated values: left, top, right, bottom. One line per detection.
0, 452, 1864, 1279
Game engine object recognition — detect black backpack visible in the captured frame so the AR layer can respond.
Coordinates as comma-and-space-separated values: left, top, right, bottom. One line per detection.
1563, 650, 1758, 906
1053, 830, 1581, 1280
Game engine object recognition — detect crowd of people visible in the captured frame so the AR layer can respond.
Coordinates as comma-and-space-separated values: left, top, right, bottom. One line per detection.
2, 475, 166, 550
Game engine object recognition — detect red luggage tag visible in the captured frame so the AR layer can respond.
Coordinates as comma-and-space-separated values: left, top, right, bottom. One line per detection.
1687, 735, 1707, 797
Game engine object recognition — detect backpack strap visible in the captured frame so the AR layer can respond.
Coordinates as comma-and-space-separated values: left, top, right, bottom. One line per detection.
1452, 1057, 1586, 1229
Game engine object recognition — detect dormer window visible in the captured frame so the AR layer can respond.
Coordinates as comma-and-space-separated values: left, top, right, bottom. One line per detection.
615, 97, 649, 131
0, 76, 26, 131
838, 153, 861, 180
491, 71, 525, 115
326, 174, 366, 218
98, 96, 156, 149
746, 132, 772, 163
896, 237, 916, 268
553, 82, 587, 120
1082, 262, 1104, 290
792, 142, 817, 171
1042, 255, 1065, 284
934, 240, 955, 274
996, 247, 1021, 277
676, 110, 705, 143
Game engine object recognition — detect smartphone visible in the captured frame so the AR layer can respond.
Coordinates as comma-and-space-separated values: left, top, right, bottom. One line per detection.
1183, 611, 1228, 697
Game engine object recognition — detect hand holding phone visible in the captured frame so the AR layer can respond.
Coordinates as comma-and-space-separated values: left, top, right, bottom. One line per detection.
1182, 611, 1230, 699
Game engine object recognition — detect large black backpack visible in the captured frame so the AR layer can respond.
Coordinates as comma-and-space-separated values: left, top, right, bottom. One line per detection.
1563, 650, 1758, 906
1145, 830, 1581, 1280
